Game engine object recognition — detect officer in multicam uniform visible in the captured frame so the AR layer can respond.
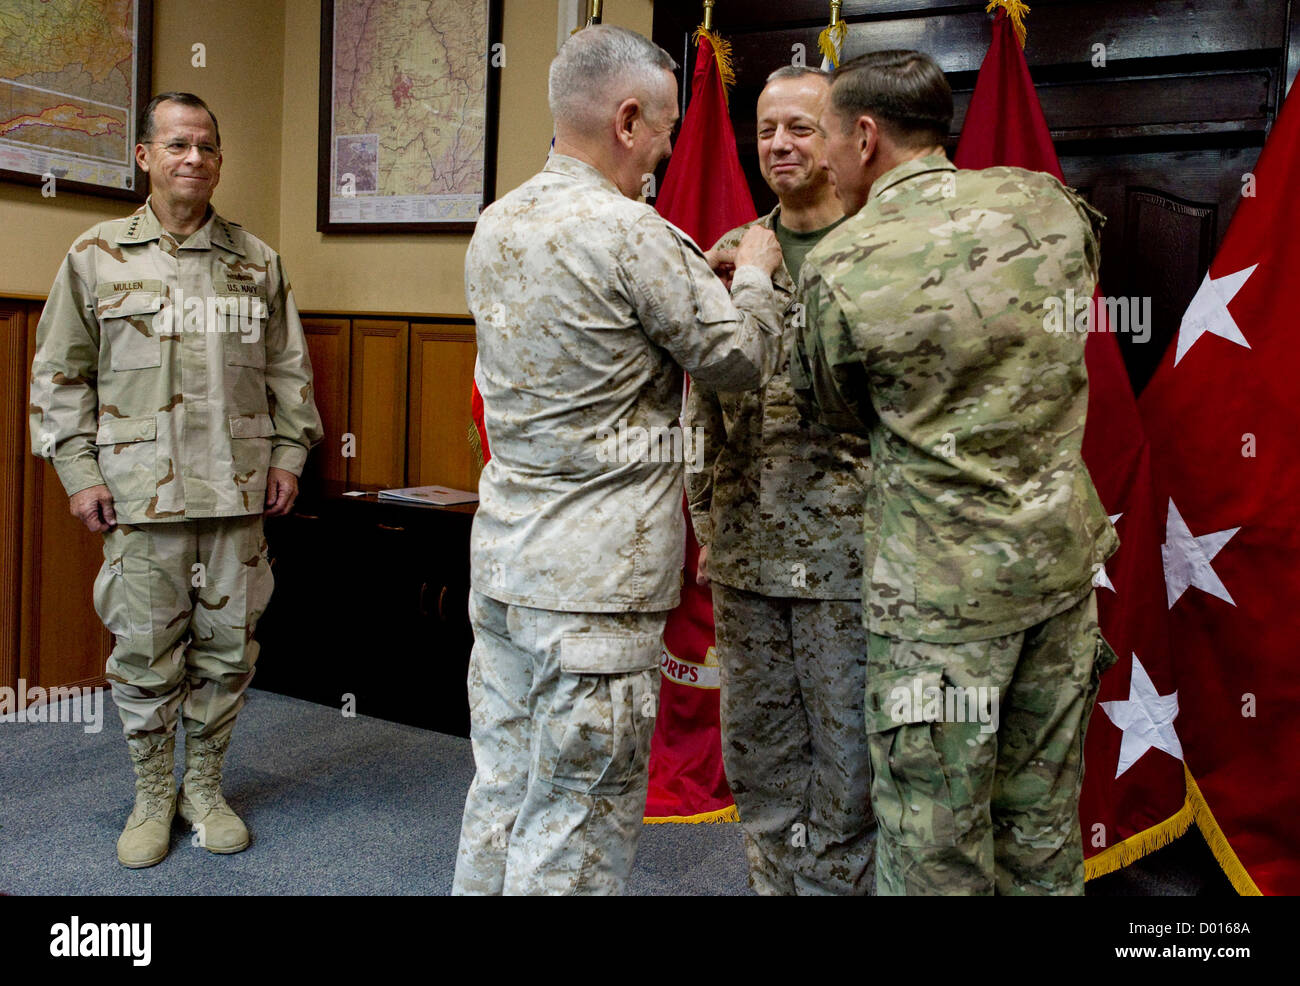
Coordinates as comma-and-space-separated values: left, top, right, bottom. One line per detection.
29, 92, 322, 868
454, 25, 786, 895
791, 51, 1119, 895
684, 66, 875, 895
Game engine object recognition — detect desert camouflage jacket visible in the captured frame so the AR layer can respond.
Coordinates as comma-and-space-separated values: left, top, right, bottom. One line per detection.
686, 206, 871, 600
29, 199, 323, 523
467, 153, 784, 613
792, 155, 1118, 641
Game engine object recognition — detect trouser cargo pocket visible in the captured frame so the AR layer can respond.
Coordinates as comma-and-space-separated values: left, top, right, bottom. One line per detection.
547, 633, 661, 797
864, 663, 958, 849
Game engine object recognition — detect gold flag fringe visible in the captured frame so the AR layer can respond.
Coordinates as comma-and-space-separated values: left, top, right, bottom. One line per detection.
985, 0, 1031, 48
644, 804, 740, 825
1083, 763, 1262, 894
817, 19, 848, 69
467, 419, 485, 472
692, 26, 737, 103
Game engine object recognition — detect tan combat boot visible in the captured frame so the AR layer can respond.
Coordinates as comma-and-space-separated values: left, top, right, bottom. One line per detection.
117, 733, 177, 868
177, 730, 250, 854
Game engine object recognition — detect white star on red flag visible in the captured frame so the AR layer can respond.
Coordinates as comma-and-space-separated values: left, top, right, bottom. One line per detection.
1160, 498, 1240, 608
1174, 264, 1257, 365
1092, 512, 1123, 593
1101, 654, 1184, 778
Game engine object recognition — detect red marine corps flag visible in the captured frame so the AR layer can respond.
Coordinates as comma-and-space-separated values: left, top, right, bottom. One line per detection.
645, 22, 756, 822
1137, 77, 1300, 895
955, 1, 1192, 878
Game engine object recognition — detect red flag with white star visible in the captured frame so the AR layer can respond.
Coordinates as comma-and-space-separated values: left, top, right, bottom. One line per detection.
955, 5, 1190, 879
1137, 80, 1300, 896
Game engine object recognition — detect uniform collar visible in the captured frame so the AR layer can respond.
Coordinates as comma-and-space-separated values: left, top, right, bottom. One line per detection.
544, 152, 625, 198
115, 198, 245, 256
872, 153, 956, 200
758, 205, 796, 295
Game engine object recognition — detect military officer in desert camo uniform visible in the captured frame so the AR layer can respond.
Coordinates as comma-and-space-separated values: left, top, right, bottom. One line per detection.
455, 25, 787, 895
29, 92, 322, 868
791, 51, 1119, 895
685, 65, 876, 895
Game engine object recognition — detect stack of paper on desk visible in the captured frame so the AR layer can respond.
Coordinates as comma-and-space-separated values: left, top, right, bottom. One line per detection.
376, 485, 479, 506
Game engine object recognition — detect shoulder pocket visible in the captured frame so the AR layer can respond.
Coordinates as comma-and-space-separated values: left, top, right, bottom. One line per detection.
670, 225, 736, 328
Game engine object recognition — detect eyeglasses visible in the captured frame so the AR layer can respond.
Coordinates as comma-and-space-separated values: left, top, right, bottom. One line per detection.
145, 139, 221, 160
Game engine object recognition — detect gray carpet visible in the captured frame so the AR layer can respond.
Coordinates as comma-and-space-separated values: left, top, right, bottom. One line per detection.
0, 687, 1228, 895
0, 687, 751, 895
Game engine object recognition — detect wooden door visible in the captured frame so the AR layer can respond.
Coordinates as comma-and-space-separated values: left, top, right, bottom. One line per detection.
347, 319, 409, 488
407, 320, 478, 491
18, 303, 111, 698
301, 317, 351, 488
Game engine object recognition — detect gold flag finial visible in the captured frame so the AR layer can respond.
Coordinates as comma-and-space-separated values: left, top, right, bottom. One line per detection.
985, 0, 1031, 48
818, 2, 848, 69
693, 5, 736, 105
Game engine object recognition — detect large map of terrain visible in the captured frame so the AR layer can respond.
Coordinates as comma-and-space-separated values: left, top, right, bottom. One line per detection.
328, 0, 489, 225
0, 0, 142, 193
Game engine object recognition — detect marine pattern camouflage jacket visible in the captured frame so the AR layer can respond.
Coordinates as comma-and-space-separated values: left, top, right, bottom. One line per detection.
467, 153, 784, 613
686, 206, 871, 600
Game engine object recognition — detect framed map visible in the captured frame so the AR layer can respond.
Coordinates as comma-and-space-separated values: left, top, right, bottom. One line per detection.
0, 0, 152, 200
318, 0, 502, 233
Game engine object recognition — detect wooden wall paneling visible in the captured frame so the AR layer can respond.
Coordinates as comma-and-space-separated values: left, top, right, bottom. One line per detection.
19, 305, 110, 700
1, 302, 26, 696
407, 322, 478, 491
301, 317, 351, 487
347, 319, 409, 488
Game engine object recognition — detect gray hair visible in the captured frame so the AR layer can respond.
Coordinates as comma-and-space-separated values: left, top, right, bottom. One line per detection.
765, 65, 831, 85
140, 91, 221, 147
548, 25, 678, 134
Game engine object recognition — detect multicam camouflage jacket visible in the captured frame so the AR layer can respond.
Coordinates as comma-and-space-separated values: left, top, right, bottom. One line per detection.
29, 200, 323, 523
792, 155, 1118, 642
686, 206, 871, 600
467, 153, 784, 613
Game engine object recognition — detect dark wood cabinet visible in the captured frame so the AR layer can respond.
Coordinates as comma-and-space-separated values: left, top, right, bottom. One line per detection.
256, 482, 475, 736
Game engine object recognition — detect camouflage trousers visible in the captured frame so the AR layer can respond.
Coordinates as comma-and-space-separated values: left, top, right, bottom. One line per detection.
453, 589, 665, 895
93, 516, 272, 740
713, 583, 876, 895
865, 589, 1109, 895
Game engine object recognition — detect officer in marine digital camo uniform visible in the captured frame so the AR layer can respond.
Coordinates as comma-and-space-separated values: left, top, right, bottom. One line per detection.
29, 92, 322, 868
790, 51, 1119, 895
455, 25, 787, 895
685, 66, 876, 895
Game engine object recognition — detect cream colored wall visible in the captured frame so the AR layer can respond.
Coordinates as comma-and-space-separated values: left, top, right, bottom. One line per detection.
1, 0, 657, 313
0, 0, 285, 297
277, 0, 655, 315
